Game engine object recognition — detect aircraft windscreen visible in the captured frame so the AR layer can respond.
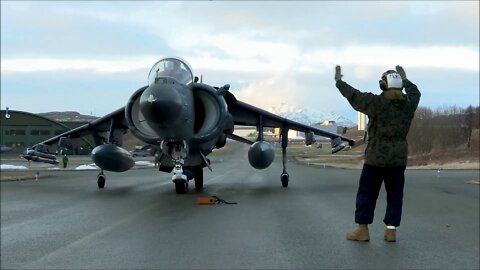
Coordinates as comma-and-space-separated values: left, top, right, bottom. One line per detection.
148, 58, 193, 86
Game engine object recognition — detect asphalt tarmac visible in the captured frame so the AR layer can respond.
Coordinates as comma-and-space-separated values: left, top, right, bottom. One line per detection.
1, 143, 479, 269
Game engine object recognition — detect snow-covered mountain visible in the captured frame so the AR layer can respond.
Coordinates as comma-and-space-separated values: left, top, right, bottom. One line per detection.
269, 103, 356, 128
38, 111, 99, 122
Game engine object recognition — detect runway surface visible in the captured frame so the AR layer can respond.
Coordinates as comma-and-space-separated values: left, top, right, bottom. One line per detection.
1, 143, 479, 269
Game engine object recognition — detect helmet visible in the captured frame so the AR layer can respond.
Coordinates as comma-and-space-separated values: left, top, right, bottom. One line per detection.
379, 70, 403, 91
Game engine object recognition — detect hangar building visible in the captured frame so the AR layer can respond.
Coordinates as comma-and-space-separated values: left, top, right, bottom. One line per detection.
0, 109, 95, 154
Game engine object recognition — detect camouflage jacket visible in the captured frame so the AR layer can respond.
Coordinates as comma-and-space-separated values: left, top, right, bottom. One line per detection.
336, 79, 421, 167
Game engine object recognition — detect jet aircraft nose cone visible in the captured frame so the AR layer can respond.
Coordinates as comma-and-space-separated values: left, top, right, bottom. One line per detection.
139, 84, 183, 126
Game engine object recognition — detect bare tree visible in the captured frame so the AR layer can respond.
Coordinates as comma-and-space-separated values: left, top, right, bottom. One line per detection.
408, 106, 434, 154
407, 105, 479, 155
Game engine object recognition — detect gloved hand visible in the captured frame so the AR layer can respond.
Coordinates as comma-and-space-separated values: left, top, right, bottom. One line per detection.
395, 65, 407, 80
335, 65, 343, 81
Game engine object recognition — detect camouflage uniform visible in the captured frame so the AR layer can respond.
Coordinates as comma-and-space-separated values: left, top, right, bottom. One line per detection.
336, 79, 421, 166
62, 155, 69, 169
336, 78, 421, 227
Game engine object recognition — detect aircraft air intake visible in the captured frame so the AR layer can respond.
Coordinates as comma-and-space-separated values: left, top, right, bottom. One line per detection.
125, 86, 161, 145
189, 83, 233, 147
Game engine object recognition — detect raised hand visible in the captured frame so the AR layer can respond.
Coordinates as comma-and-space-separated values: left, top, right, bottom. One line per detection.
335, 65, 343, 82
395, 65, 407, 80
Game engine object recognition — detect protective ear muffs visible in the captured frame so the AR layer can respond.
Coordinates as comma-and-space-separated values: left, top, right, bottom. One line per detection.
379, 78, 387, 91
379, 70, 396, 91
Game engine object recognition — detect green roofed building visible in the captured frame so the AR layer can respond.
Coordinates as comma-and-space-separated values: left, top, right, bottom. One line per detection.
0, 109, 96, 154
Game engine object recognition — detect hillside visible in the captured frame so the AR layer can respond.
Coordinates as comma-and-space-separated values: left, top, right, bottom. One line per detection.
38, 111, 99, 122
269, 103, 356, 127
38, 111, 144, 150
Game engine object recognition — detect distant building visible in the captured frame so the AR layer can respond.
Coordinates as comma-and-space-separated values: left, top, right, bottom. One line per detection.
273, 128, 304, 140
233, 126, 257, 137
316, 120, 338, 134
0, 109, 95, 154
272, 120, 338, 141
358, 112, 367, 131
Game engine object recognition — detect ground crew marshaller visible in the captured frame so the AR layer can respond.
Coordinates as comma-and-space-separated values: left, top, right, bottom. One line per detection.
62, 154, 69, 169
335, 65, 421, 242
154, 152, 160, 168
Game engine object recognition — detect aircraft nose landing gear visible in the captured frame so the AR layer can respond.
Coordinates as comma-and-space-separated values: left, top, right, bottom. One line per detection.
161, 140, 189, 194
173, 162, 188, 194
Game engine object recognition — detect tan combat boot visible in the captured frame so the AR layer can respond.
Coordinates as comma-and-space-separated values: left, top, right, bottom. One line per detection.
384, 226, 396, 242
346, 224, 370, 241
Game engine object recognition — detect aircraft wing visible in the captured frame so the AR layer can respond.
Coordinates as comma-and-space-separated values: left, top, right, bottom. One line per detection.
33, 107, 127, 148
227, 98, 356, 146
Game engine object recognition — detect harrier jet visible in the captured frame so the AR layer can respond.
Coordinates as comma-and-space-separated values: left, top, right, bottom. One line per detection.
27, 57, 355, 194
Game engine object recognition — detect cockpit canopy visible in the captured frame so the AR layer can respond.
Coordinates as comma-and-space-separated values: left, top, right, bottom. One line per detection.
147, 57, 193, 86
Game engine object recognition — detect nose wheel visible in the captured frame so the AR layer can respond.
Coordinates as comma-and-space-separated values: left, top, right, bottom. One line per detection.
161, 140, 190, 194
175, 181, 187, 194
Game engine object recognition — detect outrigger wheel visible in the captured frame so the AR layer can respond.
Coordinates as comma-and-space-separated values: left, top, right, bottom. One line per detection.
97, 172, 106, 189
280, 128, 289, 188
281, 173, 289, 188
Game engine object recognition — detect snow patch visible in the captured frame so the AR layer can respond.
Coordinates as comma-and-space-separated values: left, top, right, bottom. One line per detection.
1, 164, 28, 170
135, 161, 154, 166
75, 164, 98, 170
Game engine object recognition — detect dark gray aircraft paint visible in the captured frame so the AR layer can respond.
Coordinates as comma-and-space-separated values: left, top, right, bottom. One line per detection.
25, 57, 356, 194
248, 141, 275, 169
91, 144, 134, 172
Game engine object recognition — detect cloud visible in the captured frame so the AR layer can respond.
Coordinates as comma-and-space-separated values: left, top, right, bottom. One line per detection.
233, 72, 304, 111
1, 57, 155, 73
352, 67, 377, 80
1, 1, 478, 122
307, 45, 479, 73
1, 2, 175, 58
3, 44, 476, 75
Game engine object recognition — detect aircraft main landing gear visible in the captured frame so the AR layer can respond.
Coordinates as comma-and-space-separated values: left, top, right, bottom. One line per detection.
194, 166, 204, 191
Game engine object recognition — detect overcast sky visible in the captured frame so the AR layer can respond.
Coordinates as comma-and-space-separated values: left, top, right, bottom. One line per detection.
1, 1, 479, 122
